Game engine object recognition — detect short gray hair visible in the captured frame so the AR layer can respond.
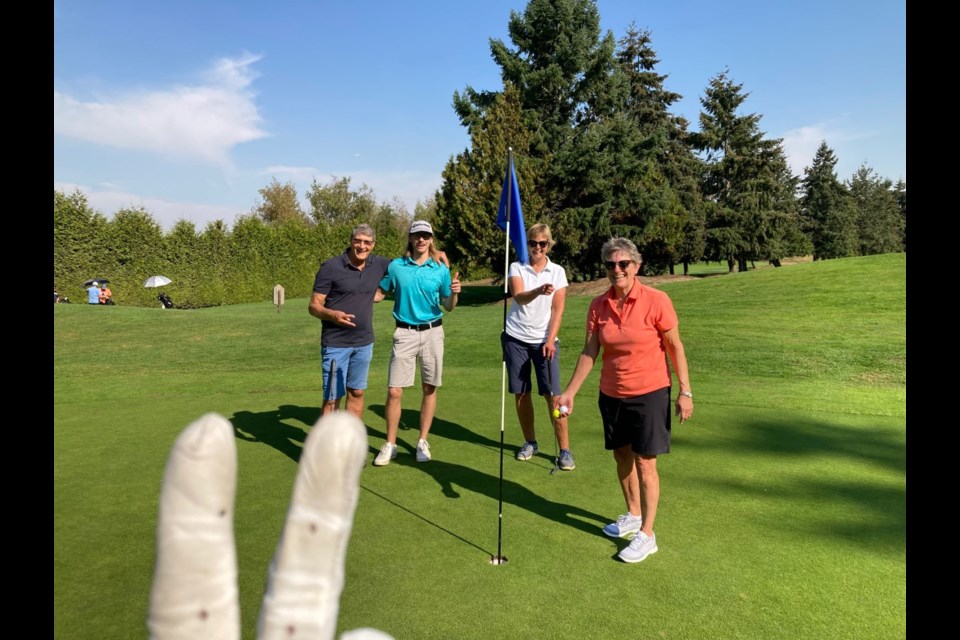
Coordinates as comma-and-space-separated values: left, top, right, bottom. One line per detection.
351, 224, 376, 242
601, 237, 642, 264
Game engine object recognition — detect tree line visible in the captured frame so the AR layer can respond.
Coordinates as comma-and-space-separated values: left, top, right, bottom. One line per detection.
433, 0, 905, 280
54, 0, 905, 305
53, 179, 421, 308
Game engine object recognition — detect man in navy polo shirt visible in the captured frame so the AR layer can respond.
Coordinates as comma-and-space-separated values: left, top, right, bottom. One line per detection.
372, 220, 461, 466
309, 224, 392, 419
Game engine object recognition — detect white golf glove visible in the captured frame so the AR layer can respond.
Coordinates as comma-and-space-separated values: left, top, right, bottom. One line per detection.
147, 411, 393, 640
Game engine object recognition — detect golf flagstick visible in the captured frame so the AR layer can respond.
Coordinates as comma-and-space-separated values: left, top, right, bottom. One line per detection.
491, 149, 519, 567
547, 354, 561, 476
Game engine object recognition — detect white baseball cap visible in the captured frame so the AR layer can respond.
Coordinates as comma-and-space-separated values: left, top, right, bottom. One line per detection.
408, 220, 433, 235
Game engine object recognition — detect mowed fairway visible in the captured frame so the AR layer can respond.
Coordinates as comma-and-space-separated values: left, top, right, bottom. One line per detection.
54, 253, 905, 639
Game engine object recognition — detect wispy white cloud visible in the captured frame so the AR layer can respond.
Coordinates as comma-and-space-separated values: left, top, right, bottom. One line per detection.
780, 121, 872, 178
53, 53, 268, 167
55, 182, 243, 231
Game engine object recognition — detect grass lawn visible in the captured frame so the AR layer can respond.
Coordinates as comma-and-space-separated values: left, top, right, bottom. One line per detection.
54, 253, 905, 639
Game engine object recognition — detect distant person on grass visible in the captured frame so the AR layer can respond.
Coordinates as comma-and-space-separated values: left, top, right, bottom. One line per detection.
309, 223, 449, 420
87, 282, 101, 305
502, 223, 575, 469
558, 237, 694, 564
99, 284, 114, 305
373, 220, 461, 466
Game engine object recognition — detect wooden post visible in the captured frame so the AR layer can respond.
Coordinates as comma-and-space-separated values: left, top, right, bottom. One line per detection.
273, 284, 285, 314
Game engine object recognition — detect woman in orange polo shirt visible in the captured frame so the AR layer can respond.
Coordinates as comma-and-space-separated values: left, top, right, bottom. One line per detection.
558, 237, 693, 564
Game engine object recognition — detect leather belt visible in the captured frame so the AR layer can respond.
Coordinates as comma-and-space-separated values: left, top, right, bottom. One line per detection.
396, 319, 443, 331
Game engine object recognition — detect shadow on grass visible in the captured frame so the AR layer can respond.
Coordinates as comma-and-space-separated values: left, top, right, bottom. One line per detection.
362, 413, 607, 539
229, 403, 607, 553
366, 404, 506, 453
229, 404, 319, 462
684, 415, 906, 549
360, 485, 492, 555
733, 416, 905, 475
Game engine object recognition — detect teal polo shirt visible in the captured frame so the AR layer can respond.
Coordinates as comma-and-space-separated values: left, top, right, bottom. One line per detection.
379, 256, 452, 325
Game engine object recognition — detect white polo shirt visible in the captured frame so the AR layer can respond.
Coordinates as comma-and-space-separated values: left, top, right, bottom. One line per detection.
504, 257, 569, 344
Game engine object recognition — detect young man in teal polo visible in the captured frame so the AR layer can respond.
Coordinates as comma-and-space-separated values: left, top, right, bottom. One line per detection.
373, 220, 461, 466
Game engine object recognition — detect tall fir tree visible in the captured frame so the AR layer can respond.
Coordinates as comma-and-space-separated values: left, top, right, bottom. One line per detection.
435, 84, 542, 279
613, 24, 704, 273
892, 179, 906, 251
800, 141, 857, 260
848, 164, 904, 256
692, 69, 800, 271
444, 0, 616, 279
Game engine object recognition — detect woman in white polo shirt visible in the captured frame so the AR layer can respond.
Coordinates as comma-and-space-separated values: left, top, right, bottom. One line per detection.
501, 223, 574, 470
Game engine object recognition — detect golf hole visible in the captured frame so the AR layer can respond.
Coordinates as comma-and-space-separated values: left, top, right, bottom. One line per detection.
489, 555, 508, 565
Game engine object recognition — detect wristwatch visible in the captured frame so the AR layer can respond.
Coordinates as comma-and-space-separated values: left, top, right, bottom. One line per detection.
678, 390, 693, 399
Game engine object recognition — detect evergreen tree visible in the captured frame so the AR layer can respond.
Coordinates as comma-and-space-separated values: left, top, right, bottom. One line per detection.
613, 24, 704, 273
892, 179, 906, 251
692, 69, 799, 271
435, 84, 542, 279
848, 164, 904, 256
800, 142, 857, 260
444, 0, 619, 280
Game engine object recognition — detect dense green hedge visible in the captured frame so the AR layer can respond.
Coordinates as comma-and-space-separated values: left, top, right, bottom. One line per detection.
54, 190, 410, 308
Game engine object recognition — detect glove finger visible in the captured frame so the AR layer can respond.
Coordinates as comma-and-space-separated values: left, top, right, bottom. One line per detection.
258, 412, 367, 640
148, 413, 239, 640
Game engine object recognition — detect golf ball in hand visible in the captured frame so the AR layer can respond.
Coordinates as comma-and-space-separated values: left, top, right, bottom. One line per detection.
553, 406, 569, 418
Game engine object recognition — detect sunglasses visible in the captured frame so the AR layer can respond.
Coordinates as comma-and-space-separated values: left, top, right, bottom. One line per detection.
604, 260, 633, 271
411, 232, 433, 240
528, 240, 549, 248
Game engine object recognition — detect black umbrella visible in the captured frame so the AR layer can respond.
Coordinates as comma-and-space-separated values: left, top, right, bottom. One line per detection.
83, 278, 110, 287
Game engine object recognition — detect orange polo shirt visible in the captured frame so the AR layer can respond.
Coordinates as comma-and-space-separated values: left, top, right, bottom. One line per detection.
587, 282, 678, 398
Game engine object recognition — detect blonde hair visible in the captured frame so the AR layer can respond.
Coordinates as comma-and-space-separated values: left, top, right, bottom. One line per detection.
527, 223, 553, 247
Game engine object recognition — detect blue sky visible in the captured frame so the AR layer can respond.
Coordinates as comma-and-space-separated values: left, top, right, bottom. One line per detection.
54, 0, 906, 231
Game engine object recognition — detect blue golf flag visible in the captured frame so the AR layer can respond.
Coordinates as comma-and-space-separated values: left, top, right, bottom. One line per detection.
496, 153, 529, 265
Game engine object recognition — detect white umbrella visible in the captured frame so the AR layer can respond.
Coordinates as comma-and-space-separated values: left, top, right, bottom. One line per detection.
143, 275, 172, 288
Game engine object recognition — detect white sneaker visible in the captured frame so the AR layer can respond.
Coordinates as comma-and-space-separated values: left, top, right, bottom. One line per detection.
618, 531, 658, 563
373, 442, 397, 466
602, 513, 642, 538
416, 439, 431, 462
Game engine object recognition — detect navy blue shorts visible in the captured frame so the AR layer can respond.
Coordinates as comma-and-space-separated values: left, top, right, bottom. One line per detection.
501, 332, 561, 396
598, 387, 671, 455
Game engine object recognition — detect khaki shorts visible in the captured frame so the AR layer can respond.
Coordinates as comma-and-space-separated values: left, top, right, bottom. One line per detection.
388, 325, 444, 387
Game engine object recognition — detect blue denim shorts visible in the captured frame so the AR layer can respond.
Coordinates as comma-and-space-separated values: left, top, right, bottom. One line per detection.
321, 343, 374, 401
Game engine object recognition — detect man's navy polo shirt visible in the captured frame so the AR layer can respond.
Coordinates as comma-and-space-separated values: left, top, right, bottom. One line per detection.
313, 251, 391, 347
